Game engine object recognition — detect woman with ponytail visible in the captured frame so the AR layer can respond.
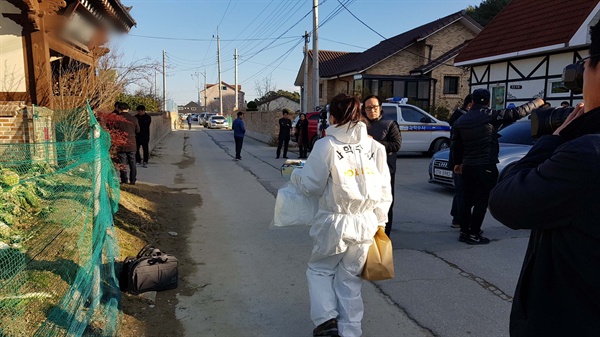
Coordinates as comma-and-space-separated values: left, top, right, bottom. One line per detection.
291, 94, 393, 337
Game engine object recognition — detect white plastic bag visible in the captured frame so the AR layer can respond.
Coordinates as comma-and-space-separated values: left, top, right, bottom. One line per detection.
272, 182, 318, 227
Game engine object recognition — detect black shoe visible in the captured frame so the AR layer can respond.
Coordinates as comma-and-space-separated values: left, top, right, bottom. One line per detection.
313, 319, 339, 337
283, 156, 288, 159
459, 232, 469, 243
451, 222, 460, 229
463, 234, 490, 245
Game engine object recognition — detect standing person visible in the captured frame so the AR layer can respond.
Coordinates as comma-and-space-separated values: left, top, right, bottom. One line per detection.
135, 105, 152, 168
276, 109, 292, 159
451, 89, 543, 244
290, 94, 392, 337
447, 94, 472, 228
113, 102, 140, 184
489, 24, 600, 337
232, 111, 245, 160
186, 114, 192, 130
295, 113, 309, 159
362, 95, 401, 236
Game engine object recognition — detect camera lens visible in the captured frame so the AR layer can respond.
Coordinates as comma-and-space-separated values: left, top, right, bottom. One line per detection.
530, 107, 575, 138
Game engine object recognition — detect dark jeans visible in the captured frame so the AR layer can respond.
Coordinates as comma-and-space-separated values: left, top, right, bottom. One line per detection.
234, 136, 244, 159
276, 134, 290, 157
459, 164, 498, 236
118, 151, 137, 184
298, 139, 308, 158
451, 173, 463, 223
384, 172, 396, 236
136, 140, 149, 163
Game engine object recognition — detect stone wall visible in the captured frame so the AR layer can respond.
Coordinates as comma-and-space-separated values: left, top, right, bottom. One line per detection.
243, 110, 297, 146
147, 111, 175, 152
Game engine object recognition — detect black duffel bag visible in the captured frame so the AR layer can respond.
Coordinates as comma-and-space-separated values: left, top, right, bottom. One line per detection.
120, 244, 179, 294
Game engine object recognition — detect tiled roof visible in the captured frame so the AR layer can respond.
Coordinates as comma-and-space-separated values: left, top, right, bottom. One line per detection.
206, 82, 244, 93
329, 10, 481, 76
455, 0, 600, 64
308, 50, 360, 78
410, 40, 471, 75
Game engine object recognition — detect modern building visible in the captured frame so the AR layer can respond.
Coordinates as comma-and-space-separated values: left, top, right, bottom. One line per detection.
200, 81, 245, 114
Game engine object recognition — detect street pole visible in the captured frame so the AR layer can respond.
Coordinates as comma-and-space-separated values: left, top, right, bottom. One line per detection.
234, 48, 239, 112
163, 50, 167, 112
303, 31, 309, 114
312, 0, 319, 111
217, 28, 223, 115
203, 69, 207, 112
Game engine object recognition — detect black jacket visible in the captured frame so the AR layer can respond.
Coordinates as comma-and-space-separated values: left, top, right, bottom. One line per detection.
448, 107, 467, 167
489, 107, 600, 337
278, 117, 292, 138
135, 113, 152, 142
295, 119, 309, 144
451, 101, 539, 166
366, 116, 402, 173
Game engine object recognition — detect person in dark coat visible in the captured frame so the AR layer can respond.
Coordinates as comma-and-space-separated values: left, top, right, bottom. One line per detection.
232, 111, 246, 160
135, 105, 152, 167
295, 113, 309, 159
113, 102, 140, 184
448, 94, 472, 229
451, 89, 543, 244
489, 24, 600, 337
276, 109, 292, 159
363, 95, 402, 236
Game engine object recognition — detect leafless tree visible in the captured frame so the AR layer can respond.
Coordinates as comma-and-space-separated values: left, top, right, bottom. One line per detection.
254, 75, 276, 111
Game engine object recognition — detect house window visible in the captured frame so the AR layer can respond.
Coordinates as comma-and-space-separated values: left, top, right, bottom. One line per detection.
319, 83, 323, 98
443, 76, 459, 95
222, 86, 227, 90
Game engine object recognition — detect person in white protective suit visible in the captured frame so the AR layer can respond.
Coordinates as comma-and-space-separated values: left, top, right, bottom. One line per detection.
290, 93, 393, 337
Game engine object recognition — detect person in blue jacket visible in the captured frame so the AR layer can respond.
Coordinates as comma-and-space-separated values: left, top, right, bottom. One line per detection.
232, 111, 246, 160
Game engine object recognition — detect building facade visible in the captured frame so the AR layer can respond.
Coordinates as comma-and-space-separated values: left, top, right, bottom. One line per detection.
200, 81, 245, 114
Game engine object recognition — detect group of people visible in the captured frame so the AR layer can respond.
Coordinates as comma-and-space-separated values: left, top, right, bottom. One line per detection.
292, 25, 600, 337
112, 102, 152, 185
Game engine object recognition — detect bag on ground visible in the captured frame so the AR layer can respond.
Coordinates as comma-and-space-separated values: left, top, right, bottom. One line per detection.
272, 181, 318, 227
120, 244, 179, 294
362, 227, 394, 281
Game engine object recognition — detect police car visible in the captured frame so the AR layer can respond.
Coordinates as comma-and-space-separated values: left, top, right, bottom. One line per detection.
381, 98, 451, 154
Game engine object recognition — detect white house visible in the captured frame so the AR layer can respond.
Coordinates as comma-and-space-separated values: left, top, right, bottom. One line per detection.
454, 0, 600, 108
257, 95, 300, 112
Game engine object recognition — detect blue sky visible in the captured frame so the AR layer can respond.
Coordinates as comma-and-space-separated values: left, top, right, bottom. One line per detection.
114, 0, 477, 106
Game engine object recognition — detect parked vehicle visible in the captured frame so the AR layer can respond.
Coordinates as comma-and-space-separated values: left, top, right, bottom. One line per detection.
381, 98, 450, 155
429, 118, 535, 187
201, 113, 217, 127
207, 115, 228, 129
191, 113, 199, 122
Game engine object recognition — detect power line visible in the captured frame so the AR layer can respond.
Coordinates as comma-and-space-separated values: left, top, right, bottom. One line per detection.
127, 33, 299, 42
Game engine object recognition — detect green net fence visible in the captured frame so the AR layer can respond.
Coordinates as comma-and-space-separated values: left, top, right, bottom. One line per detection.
0, 104, 122, 336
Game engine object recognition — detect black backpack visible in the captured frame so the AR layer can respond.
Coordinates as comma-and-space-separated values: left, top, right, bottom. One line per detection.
119, 244, 179, 294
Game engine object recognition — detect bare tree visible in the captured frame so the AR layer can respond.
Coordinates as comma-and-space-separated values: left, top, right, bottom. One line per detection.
254, 75, 276, 111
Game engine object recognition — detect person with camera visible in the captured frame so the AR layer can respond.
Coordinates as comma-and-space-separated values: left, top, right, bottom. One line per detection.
451, 89, 543, 245
488, 25, 600, 337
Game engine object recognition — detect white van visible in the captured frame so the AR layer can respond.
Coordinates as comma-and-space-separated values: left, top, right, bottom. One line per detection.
381, 98, 451, 154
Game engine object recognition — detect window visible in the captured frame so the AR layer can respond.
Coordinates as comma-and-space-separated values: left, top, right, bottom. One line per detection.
443, 76, 459, 95
222, 86, 227, 90
400, 106, 428, 123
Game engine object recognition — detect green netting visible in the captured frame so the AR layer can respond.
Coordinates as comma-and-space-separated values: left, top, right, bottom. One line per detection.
0, 103, 122, 336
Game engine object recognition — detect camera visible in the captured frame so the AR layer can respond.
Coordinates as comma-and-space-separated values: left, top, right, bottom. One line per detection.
530, 106, 575, 138
562, 62, 584, 95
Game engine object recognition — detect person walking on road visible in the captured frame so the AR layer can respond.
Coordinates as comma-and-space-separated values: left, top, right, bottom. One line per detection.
113, 102, 140, 184
290, 94, 392, 337
362, 95, 401, 236
295, 112, 309, 159
135, 105, 152, 168
451, 89, 543, 245
447, 94, 472, 228
232, 111, 246, 160
276, 109, 292, 159
186, 114, 192, 130
489, 24, 600, 337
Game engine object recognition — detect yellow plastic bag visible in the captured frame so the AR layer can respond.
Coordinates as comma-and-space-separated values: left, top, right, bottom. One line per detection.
361, 227, 394, 281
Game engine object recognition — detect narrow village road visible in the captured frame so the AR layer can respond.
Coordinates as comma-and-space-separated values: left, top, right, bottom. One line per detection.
136, 125, 530, 337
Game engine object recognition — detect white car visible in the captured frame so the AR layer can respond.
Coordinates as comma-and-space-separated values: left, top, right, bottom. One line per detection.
207, 115, 228, 129
381, 98, 451, 154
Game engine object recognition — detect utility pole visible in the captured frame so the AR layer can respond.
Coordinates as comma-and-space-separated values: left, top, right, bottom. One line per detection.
163, 50, 167, 111
194, 72, 201, 107
203, 69, 207, 112
217, 28, 223, 115
303, 31, 309, 114
234, 48, 239, 112
312, 0, 319, 111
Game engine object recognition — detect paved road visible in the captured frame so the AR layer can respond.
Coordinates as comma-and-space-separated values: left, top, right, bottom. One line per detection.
137, 125, 531, 337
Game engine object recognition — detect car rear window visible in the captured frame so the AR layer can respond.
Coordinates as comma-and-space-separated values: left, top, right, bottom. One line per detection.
212, 116, 225, 121
498, 121, 535, 145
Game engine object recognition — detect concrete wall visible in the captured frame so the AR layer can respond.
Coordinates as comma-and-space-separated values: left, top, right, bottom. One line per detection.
147, 111, 174, 152
243, 110, 297, 145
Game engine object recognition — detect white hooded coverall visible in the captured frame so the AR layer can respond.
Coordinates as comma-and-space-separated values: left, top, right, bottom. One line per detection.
291, 121, 392, 337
